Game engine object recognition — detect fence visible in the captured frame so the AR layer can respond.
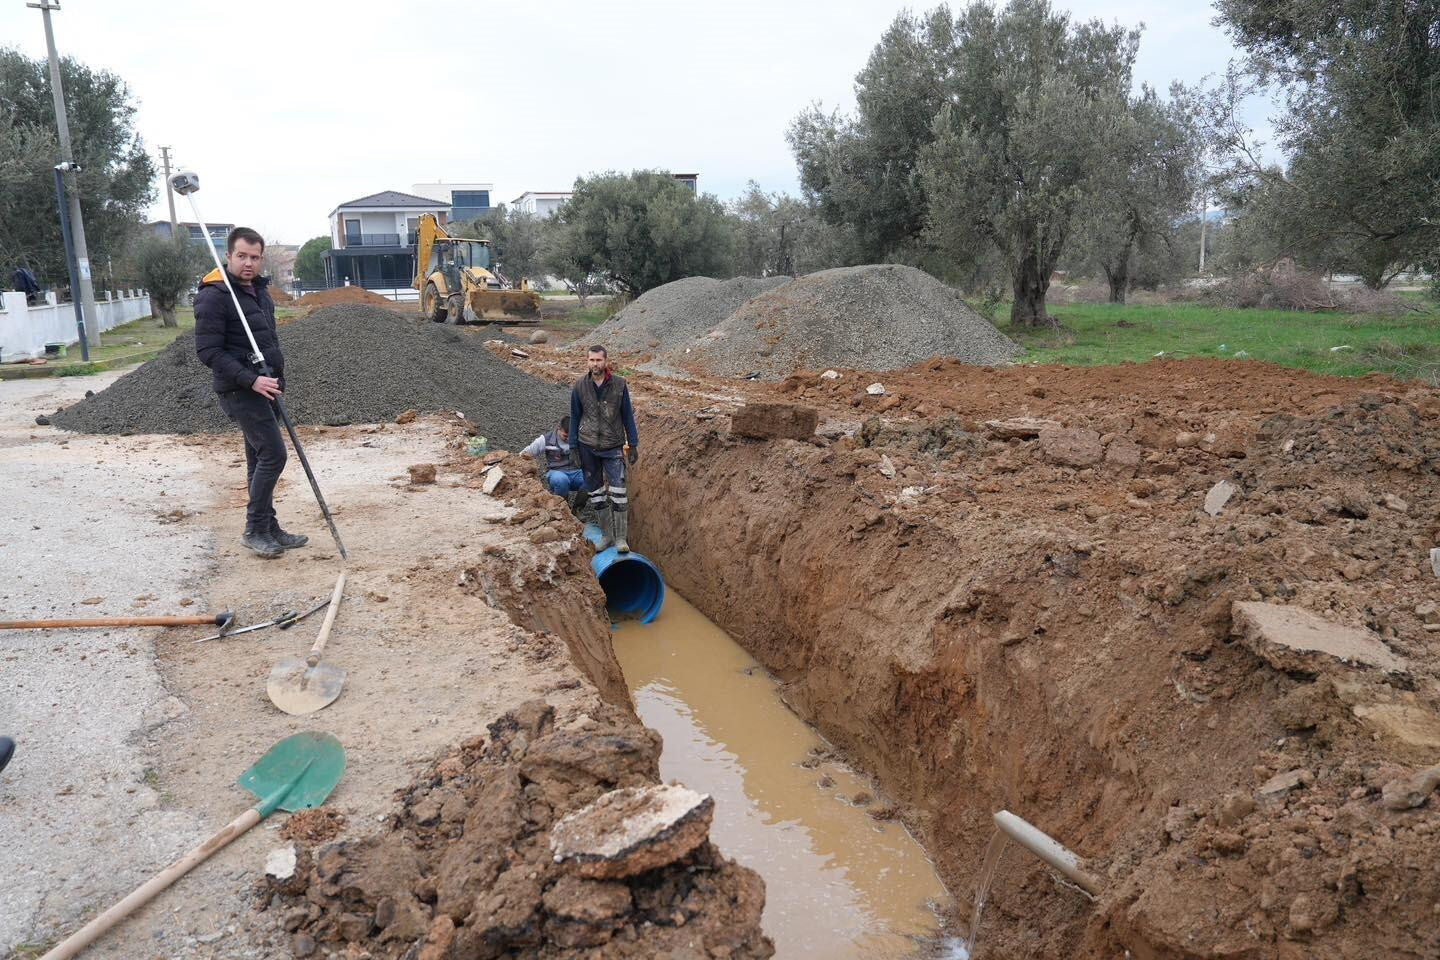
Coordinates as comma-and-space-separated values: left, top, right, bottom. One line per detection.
0, 288, 152, 361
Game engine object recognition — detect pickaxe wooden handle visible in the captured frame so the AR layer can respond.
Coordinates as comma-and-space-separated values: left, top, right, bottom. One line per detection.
0, 611, 234, 631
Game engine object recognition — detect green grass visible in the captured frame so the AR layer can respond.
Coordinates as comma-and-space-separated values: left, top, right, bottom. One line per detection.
994, 301, 1440, 383
570, 303, 611, 327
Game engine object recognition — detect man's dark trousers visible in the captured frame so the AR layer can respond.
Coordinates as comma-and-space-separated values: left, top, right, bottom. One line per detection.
217, 389, 287, 530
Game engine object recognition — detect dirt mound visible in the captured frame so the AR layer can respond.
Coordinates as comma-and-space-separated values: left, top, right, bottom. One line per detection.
268, 284, 294, 303
663, 264, 1018, 379
628, 359, 1440, 958
268, 699, 771, 958
583, 275, 790, 354
294, 286, 395, 307
51, 305, 566, 450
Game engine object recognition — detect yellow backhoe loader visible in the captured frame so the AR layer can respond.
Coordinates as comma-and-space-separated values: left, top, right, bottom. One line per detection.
412, 213, 541, 324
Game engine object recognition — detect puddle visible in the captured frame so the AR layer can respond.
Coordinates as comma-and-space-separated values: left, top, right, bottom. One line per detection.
613, 593, 955, 959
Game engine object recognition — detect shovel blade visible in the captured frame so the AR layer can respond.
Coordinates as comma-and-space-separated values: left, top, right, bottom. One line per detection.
238, 731, 345, 813
267, 657, 346, 716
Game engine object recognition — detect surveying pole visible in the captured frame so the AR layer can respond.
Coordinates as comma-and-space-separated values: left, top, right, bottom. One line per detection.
29, 0, 101, 348
160, 146, 178, 230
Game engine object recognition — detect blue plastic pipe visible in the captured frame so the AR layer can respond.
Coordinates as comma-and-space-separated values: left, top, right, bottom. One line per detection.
583, 523, 666, 623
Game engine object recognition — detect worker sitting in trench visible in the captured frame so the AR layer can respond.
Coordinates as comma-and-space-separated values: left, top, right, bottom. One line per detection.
570, 345, 639, 553
521, 414, 586, 509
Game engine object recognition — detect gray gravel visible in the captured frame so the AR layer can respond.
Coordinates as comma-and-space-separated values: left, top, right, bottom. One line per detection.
666, 264, 1021, 378
51, 305, 566, 451
581, 275, 790, 355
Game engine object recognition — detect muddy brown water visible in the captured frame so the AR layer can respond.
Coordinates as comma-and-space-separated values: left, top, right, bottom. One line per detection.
613, 594, 959, 958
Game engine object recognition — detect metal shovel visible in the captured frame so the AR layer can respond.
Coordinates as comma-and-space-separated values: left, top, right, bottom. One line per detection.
267, 572, 347, 715
40, 731, 345, 960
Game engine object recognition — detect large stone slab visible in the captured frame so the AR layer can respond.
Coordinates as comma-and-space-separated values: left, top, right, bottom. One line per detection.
550, 784, 713, 879
982, 417, 1060, 439
730, 402, 819, 441
1232, 602, 1410, 676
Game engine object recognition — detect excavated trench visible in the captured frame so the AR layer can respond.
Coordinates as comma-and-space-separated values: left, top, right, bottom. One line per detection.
615, 397, 1440, 960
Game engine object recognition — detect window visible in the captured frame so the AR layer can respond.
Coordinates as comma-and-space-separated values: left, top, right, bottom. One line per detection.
452, 190, 489, 208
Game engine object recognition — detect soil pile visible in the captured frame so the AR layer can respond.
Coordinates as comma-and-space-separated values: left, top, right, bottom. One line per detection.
294, 286, 395, 307
268, 699, 771, 958
584, 276, 789, 354
51, 305, 566, 449
668, 264, 1020, 378
268, 284, 294, 304
629, 359, 1440, 958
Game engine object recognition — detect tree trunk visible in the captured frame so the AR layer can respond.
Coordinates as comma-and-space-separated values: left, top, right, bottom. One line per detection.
1009, 251, 1054, 327
159, 304, 177, 328
1106, 259, 1129, 303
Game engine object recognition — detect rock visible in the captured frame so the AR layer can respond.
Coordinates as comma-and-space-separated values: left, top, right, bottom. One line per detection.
542, 875, 633, 924
34, 415, 50, 426
395, 409, 418, 424
1174, 431, 1201, 448
1258, 768, 1310, 796
865, 382, 886, 396
481, 466, 504, 495
265, 843, 298, 880
729, 402, 819, 441
1204, 479, 1239, 516
878, 455, 897, 479
408, 463, 437, 485
529, 330, 549, 345
550, 784, 714, 879
510, 348, 531, 359
982, 417, 1060, 439
1430, 548, 1440, 578
1038, 427, 1104, 468
1214, 793, 1256, 827
1104, 437, 1142, 471
1352, 703, 1440, 748
1380, 764, 1440, 810
1416, 602, 1440, 625
1163, 806, 1197, 842
337, 912, 371, 941
1382, 493, 1409, 512
291, 932, 316, 957
1231, 601, 1411, 676
820, 369, 840, 380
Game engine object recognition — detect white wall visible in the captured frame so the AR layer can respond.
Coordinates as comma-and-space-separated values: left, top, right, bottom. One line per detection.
0, 290, 152, 361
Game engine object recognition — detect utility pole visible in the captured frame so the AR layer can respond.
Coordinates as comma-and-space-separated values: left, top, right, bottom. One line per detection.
160, 146, 178, 230
29, 0, 101, 348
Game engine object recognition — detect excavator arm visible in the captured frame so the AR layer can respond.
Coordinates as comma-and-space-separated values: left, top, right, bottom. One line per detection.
412, 213, 448, 292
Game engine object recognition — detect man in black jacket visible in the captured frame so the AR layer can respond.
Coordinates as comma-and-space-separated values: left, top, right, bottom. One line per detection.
194, 227, 307, 558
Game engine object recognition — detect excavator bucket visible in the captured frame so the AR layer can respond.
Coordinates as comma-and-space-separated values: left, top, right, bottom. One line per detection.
468, 289, 542, 322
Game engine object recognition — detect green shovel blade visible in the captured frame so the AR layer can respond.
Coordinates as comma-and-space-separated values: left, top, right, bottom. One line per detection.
237, 731, 345, 816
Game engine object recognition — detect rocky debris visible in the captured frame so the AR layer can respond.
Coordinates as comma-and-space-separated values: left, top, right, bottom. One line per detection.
982, 417, 1060, 439
407, 463, 437, 485
1204, 479, 1238, 516
670, 264, 1021, 379
529, 330, 549, 345
584, 275, 790, 355
395, 408, 417, 424
550, 785, 714, 880
730, 402, 819, 441
1231, 602, 1411, 676
51, 305, 566, 450
1351, 703, 1440, 748
271, 700, 772, 959
866, 382, 886, 396
1380, 764, 1440, 809
294, 286, 393, 307
265, 844, 298, 880
1257, 768, 1311, 796
1038, 427, 1103, 468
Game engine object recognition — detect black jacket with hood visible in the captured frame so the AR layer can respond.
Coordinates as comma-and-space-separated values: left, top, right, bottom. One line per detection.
193, 268, 284, 394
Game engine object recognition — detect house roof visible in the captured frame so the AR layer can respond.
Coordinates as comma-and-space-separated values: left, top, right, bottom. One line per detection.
333, 190, 448, 210
511, 191, 573, 203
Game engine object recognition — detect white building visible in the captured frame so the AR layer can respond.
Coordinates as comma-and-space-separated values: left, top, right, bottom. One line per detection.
511, 191, 572, 217
411, 182, 493, 222
323, 190, 449, 288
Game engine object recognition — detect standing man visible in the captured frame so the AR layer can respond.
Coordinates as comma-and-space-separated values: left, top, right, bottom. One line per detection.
570, 345, 638, 552
194, 227, 307, 559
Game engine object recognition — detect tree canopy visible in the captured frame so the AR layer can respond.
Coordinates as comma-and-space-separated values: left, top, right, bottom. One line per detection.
294, 236, 328, 285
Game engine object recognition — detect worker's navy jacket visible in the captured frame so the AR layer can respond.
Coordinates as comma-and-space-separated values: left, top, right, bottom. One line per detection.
194, 268, 284, 394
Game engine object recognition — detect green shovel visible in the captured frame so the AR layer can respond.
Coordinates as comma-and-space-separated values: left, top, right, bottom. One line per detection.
42, 732, 345, 960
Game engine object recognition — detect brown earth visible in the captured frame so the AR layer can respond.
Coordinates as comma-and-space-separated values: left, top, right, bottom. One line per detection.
501, 344, 1440, 959
268, 699, 771, 959
294, 287, 397, 308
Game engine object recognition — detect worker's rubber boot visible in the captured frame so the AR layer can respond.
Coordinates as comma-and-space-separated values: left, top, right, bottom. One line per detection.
592, 503, 614, 550
269, 521, 309, 550
242, 524, 284, 559
0, 736, 14, 774
613, 510, 630, 554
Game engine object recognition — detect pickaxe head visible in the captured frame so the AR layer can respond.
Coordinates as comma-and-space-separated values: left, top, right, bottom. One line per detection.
169, 170, 200, 195
213, 610, 236, 636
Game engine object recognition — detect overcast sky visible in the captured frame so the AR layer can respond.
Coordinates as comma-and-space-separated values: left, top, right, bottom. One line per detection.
1, 0, 1258, 246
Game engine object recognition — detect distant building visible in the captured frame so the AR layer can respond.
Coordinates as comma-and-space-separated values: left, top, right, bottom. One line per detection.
321, 190, 449, 288
266, 244, 299, 288
148, 220, 234, 258
411, 182, 493, 223
672, 173, 698, 192
511, 191, 572, 217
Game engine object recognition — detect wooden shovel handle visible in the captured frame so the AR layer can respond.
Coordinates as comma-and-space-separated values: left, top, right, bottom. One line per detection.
0, 615, 220, 630
306, 571, 347, 667
40, 806, 263, 960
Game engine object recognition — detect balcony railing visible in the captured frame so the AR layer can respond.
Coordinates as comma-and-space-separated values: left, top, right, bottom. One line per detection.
343, 233, 401, 247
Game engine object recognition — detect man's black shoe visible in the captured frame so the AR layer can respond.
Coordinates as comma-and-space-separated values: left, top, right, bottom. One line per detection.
242, 526, 284, 559
0, 736, 14, 773
270, 523, 309, 550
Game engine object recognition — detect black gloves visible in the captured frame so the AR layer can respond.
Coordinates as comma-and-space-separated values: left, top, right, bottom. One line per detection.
627, 446, 638, 465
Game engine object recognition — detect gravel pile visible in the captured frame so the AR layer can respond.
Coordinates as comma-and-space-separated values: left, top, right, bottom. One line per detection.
52, 305, 567, 450
582, 275, 790, 354
665, 264, 1021, 378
